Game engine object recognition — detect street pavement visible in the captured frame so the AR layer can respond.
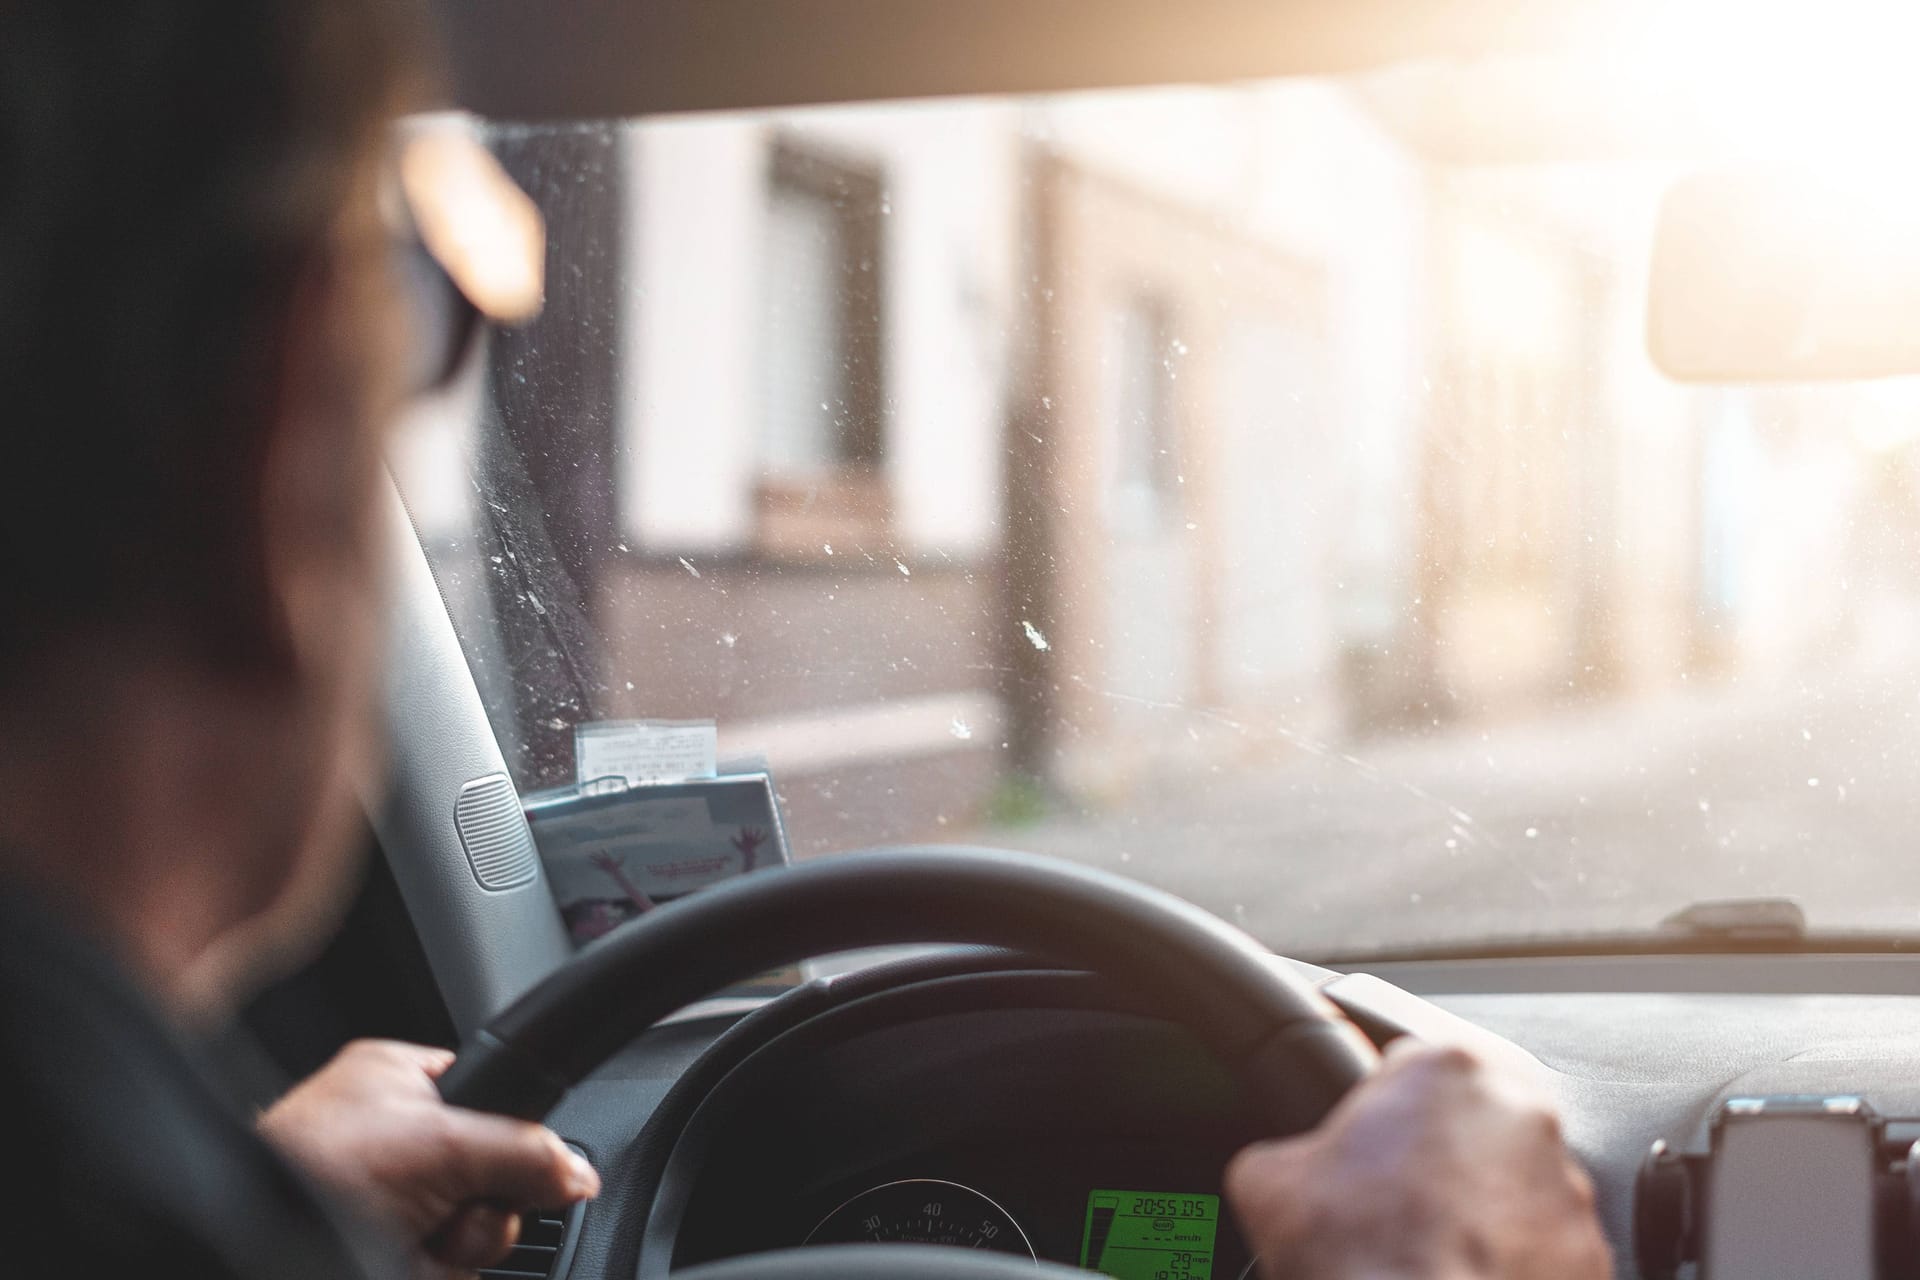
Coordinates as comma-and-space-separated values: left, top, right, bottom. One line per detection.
972, 655, 1920, 959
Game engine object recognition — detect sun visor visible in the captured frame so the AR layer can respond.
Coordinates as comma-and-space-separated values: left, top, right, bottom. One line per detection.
396, 118, 545, 324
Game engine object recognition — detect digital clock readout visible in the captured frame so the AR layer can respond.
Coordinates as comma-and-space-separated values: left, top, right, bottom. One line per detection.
1080, 1189, 1219, 1280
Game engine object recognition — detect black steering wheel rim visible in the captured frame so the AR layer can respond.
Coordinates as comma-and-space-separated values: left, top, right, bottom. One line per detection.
439, 846, 1377, 1134
672, 1245, 1098, 1280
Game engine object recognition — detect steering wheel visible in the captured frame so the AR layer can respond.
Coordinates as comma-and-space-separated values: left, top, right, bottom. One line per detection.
437, 846, 1378, 1277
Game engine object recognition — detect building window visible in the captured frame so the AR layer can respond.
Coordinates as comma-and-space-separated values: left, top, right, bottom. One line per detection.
752, 140, 889, 555
1103, 295, 1178, 533
753, 140, 889, 552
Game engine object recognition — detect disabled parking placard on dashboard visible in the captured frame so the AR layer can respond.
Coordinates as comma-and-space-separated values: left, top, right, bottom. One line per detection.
524, 769, 791, 950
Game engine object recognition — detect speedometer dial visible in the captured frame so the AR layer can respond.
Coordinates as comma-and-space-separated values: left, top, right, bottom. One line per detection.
805, 1178, 1036, 1259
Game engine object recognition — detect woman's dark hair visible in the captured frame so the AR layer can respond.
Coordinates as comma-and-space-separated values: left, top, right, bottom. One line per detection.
0, 0, 420, 679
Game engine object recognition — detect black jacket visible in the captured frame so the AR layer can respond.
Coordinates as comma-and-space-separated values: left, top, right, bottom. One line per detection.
0, 881, 404, 1278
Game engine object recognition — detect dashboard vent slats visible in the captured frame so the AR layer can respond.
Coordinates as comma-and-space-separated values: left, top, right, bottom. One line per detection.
478, 1209, 580, 1280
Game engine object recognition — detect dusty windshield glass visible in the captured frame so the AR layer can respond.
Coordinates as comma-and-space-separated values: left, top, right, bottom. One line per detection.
389, 71, 1920, 958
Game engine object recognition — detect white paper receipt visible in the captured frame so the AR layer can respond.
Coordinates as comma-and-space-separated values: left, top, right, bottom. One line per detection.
575, 719, 719, 786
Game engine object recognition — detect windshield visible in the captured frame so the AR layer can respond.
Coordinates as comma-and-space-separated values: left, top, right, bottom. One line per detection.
388, 66, 1920, 960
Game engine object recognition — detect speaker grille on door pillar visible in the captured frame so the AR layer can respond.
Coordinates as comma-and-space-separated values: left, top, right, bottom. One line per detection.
453, 774, 540, 891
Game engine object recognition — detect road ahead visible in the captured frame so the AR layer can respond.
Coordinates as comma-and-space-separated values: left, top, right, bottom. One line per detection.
976, 657, 1920, 957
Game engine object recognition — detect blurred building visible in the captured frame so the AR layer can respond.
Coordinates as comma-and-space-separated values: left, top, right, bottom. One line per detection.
1012, 84, 1428, 794
1409, 170, 1628, 712
395, 86, 1920, 854
599, 104, 1020, 848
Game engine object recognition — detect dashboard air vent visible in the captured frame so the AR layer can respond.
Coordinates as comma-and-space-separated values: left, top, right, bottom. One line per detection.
477, 1204, 584, 1280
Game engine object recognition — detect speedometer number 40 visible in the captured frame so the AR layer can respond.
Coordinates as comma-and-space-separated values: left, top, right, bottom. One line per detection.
806, 1179, 1033, 1258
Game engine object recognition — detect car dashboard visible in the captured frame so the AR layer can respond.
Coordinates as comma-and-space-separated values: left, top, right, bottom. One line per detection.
661, 986, 1264, 1278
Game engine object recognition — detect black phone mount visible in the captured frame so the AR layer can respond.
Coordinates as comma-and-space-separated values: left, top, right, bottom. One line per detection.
1634, 1096, 1920, 1279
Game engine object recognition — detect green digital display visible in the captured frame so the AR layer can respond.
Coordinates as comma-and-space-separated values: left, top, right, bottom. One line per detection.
1079, 1190, 1218, 1280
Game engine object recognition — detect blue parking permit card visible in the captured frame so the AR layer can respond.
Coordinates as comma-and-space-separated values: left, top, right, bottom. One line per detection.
524, 771, 792, 961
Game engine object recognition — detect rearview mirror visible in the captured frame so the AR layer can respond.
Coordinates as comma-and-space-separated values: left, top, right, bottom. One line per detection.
1647, 169, 1920, 383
